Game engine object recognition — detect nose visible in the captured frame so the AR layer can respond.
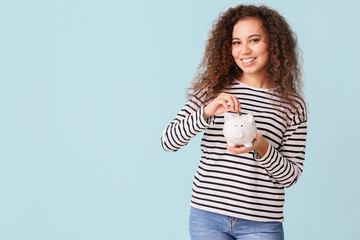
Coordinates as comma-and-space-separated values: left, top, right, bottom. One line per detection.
240, 43, 251, 55
234, 131, 244, 139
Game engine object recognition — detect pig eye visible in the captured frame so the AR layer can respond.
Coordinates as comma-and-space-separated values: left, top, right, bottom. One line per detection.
235, 125, 237, 127
241, 125, 243, 127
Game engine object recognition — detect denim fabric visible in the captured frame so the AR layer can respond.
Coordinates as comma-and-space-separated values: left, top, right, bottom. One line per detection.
189, 207, 284, 240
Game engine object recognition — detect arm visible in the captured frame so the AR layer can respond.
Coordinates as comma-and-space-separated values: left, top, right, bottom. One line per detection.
161, 93, 240, 152
226, 101, 308, 188
161, 100, 214, 152
226, 118, 307, 188
255, 120, 307, 188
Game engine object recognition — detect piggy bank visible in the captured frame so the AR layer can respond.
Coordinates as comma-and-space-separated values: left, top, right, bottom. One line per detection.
223, 113, 257, 148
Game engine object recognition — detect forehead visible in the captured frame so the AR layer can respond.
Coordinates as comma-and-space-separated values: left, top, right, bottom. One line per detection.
232, 17, 266, 37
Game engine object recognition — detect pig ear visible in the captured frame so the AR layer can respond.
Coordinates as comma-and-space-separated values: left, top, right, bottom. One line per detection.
224, 112, 235, 122
245, 114, 254, 124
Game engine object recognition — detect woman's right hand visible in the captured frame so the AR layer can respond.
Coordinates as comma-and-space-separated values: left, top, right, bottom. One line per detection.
203, 93, 240, 119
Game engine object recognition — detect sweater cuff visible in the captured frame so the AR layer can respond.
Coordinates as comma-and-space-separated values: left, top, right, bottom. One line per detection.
253, 141, 271, 163
199, 106, 215, 128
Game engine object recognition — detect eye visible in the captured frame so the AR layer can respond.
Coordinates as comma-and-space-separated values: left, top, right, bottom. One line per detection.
250, 38, 259, 43
241, 125, 243, 127
232, 41, 241, 45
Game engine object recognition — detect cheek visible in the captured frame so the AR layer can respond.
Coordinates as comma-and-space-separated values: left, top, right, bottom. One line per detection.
260, 45, 269, 58
231, 52, 238, 62
231, 48, 239, 59
261, 49, 269, 61
263, 51, 269, 63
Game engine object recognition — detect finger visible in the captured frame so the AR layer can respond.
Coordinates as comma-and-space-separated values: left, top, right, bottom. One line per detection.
227, 147, 245, 155
224, 94, 240, 112
231, 95, 241, 112
226, 145, 239, 154
222, 95, 236, 112
217, 99, 232, 112
253, 133, 262, 140
226, 144, 249, 154
216, 93, 240, 113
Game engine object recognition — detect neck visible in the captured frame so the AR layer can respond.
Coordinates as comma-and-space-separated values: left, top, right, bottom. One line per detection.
239, 73, 269, 89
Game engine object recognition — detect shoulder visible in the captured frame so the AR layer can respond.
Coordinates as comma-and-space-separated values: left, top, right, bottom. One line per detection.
267, 90, 307, 125
187, 89, 208, 111
291, 93, 307, 124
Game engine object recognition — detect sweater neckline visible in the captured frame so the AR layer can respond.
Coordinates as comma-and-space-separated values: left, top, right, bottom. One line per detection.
235, 80, 272, 92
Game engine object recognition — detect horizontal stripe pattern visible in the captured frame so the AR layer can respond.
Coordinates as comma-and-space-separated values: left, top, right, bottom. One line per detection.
161, 80, 307, 222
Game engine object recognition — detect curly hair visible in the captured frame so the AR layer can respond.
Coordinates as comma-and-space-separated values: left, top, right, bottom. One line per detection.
188, 4, 303, 112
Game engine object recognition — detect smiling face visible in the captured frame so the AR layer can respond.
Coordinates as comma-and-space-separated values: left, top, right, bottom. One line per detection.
231, 17, 269, 81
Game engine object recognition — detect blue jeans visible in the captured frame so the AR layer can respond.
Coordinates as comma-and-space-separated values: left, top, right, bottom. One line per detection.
189, 207, 284, 240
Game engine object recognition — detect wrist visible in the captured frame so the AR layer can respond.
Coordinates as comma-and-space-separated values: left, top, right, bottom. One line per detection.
203, 106, 210, 120
256, 138, 269, 158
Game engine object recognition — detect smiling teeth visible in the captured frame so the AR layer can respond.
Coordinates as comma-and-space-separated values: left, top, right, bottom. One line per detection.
242, 58, 255, 63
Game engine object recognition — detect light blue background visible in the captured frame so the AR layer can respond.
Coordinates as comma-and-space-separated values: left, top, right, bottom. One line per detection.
1, 0, 359, 239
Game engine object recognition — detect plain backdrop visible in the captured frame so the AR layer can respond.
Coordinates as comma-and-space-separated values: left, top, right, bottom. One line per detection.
1, 0, 359, 239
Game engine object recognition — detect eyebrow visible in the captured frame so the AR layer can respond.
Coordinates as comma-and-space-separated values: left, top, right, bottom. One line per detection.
232, 34, 262, 40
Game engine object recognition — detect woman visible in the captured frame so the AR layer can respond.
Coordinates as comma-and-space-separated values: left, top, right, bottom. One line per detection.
161, 4, 307, 240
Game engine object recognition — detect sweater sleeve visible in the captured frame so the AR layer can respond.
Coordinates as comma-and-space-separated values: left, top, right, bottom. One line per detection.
161, 98, 215, 152
255, 106, 307, 188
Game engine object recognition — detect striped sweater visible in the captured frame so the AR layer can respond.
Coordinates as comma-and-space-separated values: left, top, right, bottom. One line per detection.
161, 80, 307, 222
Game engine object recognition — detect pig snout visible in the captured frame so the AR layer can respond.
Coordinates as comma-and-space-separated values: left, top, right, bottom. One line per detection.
234, 130, 244, 139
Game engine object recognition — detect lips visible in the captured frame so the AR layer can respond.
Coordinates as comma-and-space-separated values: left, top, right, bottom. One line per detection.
241, 57, 256, 63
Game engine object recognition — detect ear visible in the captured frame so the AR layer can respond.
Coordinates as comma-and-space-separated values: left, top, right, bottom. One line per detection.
224, 112, 235, 122
244, 114, 254, 124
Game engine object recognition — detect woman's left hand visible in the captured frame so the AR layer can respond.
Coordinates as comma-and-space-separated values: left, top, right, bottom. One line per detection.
226, 133, 269, 157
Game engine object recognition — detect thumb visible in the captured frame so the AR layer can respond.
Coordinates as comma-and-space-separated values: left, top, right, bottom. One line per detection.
253, 133, 261, 139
